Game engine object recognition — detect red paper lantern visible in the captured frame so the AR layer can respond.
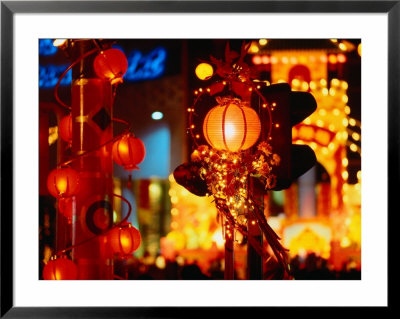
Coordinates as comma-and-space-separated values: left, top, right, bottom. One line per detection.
93, 48, 128, 84
59, 114, 72, 143
112, 134, 146, 171
42, 256, 78, 280
203, 101, 261, 152
109, 223, 141, 255
47, 167, 80, 198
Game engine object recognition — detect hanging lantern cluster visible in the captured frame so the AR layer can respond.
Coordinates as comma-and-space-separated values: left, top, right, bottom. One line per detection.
44, 40, 143, 280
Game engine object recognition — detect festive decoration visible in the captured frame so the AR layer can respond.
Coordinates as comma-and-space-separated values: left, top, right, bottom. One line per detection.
109, 223, 141, 256
93, 48, 128, 84
59, 114, 72, 143
42, 256, 78, 280
47, 167, 80, 198
179, 142, 290, 273
203, 97, 261, 152
173, 162, 208, 197
175, 42, 292, 277
44, 39, 143, 280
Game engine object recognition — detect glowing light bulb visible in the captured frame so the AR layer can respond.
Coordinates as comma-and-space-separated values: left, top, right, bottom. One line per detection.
259, 39, 268, 46
349, 118, 357, 126
151, 111, 163, 120
331, 78, 340, 86
195, 63, 213, 80
339, 42, 347, 51
53, 39, 67, 47
352, 132, 360, 141
261, 55, 270, 64
328, 54, 337, 64
252, 55, 262, 65
249, 42, 259, 53
350, 144, 358, 152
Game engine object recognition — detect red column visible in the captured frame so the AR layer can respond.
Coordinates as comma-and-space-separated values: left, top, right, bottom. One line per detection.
70, 41, 114, 279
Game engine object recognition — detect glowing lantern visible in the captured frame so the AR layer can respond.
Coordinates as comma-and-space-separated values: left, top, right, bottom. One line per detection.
109, 223, 141, 256
195, 63, 213, 80
59, 114, 72, 143
47, 167, 80, 198
203, 101, 261, 152
93, 48, 128, 84
112, 134, 145, 171
42, 256, 78, 280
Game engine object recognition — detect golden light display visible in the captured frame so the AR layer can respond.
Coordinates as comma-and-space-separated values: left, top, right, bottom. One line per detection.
163, 174, 219, 255
246, 42, 361, 269
283, 222, 332, 259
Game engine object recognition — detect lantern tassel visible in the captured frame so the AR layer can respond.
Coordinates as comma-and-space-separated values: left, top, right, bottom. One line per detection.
127, 173, 132, 188
250, 205, 291, 275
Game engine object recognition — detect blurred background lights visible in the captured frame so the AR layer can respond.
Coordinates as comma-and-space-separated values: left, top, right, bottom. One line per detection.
53, 39, 67, 47
258, 39, 268, 46
151, 111, 163, 120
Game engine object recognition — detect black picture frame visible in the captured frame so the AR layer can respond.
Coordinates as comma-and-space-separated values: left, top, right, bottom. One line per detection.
1, 1, 395, 317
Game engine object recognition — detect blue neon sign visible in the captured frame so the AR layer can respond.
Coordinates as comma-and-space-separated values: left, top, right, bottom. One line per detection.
39, 39, 58, 56
124, 47, 167, 82
39, 64, 72, 88
39, 47, 167, 88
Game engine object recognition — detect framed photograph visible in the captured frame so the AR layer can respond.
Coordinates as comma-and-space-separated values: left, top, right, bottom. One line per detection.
1, 1, 395, 317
